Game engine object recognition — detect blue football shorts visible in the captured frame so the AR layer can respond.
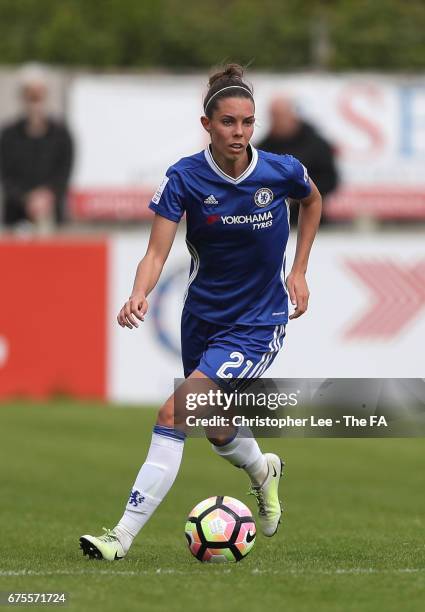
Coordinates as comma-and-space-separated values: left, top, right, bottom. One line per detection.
181, 308, 286, 389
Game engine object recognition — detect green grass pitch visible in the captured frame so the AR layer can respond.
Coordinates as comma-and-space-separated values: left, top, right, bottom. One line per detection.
0, 401, 424, 611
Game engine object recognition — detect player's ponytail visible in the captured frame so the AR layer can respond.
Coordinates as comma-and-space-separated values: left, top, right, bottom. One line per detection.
203, 63, 254, 117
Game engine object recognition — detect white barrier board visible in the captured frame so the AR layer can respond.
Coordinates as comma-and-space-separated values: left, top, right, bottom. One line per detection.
108, 230, 425, 404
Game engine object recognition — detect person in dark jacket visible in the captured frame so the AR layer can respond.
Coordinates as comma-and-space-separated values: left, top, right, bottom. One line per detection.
0, 64, 73, 229
257, 96, 338, 224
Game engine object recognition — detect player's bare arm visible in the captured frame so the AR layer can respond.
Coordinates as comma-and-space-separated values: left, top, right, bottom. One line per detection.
117, 214, 178, 329
287, 179, 322, 320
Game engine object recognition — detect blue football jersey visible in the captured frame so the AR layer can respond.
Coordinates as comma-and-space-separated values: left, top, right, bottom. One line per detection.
149, 145, 311, 326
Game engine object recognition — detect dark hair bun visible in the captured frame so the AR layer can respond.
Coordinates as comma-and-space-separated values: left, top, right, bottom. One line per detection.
208, 63, 245, 88
203, 63, 253, 117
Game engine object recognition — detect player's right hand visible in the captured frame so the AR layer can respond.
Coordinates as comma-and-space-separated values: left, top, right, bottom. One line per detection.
117, 294, 148, 329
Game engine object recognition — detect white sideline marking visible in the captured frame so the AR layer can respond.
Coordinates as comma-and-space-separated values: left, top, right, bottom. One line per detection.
0, 568, 423, 577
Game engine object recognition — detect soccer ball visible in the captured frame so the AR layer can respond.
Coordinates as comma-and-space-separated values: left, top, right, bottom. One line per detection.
185, 495, 256, 562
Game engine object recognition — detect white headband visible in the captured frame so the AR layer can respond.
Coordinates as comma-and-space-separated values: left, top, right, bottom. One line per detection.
204, 85, 254, 113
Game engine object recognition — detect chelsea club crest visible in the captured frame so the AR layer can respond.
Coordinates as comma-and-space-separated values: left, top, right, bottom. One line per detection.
254, 188, 274, 208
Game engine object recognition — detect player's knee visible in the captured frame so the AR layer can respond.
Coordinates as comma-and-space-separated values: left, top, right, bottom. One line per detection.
207, 431, 236, 446
207, 436, 227, 446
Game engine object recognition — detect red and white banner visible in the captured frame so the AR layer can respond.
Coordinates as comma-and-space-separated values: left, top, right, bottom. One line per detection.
1, 232, 424, 403
326, 188, 425, 220
69, 188, 155, 220
68, 74, 425, 220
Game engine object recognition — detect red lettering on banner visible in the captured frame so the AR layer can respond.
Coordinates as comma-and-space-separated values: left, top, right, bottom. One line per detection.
338, 84, 385, 157
69, 188, 155, 220
0, 240, 107, 399
344, 259, 425, 339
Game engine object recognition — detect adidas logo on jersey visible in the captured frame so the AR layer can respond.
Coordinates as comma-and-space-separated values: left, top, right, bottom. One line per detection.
204, 194, 219, 206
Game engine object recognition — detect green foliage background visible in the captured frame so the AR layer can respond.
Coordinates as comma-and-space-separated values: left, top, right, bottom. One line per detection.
0, 0, 424, 70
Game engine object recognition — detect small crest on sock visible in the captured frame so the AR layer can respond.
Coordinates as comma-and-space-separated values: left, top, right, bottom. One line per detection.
128, 489, 145, 507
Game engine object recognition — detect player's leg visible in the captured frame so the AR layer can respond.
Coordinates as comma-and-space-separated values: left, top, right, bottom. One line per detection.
111, 397, 186, 555
197, 324, 286, 536
209, 430, 284, 537
79, 310, 212, 560
79, 370, 209, 560
209, 426, 268, 485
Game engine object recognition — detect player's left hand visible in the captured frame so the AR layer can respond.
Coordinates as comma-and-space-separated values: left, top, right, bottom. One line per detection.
286, 271, 310, 319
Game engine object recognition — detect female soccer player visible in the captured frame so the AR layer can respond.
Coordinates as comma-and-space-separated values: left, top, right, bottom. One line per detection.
80, 64, 322, 560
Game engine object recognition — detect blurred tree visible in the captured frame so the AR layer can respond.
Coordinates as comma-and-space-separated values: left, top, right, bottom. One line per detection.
0, 0, 423, 70
329, 0, 425, 70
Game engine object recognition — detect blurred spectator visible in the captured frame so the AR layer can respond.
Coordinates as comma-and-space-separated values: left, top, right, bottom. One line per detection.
257, 95, 339, 224
0, 64, 73, 231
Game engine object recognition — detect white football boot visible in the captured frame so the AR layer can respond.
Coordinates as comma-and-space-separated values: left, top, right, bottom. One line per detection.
80, 528, 126, 561
249, 453, 284, 537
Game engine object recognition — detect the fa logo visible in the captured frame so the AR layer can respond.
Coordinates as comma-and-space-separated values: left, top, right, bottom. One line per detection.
128, 489, 145, 507
254, 188, 274, 208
